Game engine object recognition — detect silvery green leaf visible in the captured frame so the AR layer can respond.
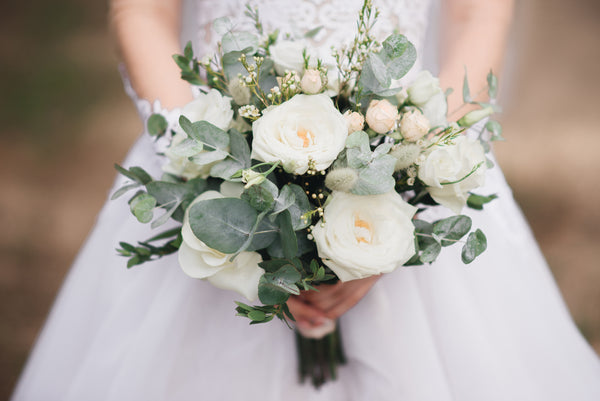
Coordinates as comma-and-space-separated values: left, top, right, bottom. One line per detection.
130, 193, 156, 224
277, 211, 298, 259
373, 142, 392, 158
213, 17, 233, 36
241, 183, 276, 212
304, 26, 323, 39
188, 198, 266, 254
147, 114, 168, 137
179, 117, 230, 151
486, 120, 504, 141
272, 184, 296, 216
420, 241, 441, 263
285, 184, 311, 230
380, 34, 416, 80
170, 138, 203, 157
228, 129, 251, 168
487, 70, 498, 99
346, 131, 371, 169
462, 68, 472, 103
189, 149, 228, 165
111, 183, 141, 200
351, 155, 396, 195
359, 55, 390, 94
466, 193, 498, 210
222, 32, 259, 55
433, 215, 472, 246
462, 229, 487, 264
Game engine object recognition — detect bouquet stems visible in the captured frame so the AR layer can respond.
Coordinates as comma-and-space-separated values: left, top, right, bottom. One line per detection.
295, 323, 346, 387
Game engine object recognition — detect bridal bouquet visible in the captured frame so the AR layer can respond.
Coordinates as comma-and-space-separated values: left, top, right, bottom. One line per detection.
113, 0, 502, 386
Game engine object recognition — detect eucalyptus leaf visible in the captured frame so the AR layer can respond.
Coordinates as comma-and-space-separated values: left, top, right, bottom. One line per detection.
147, 114, 168, 137
179, 117, 230, 151
285, 184, 311, 230
278, 210, 298, 259
379, 34, 416, 79
486, 120, 504, 141
170, 138, 204, 158
462, 229, 487, 264
467, 193, 498, 210
272, 184, 296, 216
111, 182, 141, 200
130, 193, 156, 224
241, 183, 275, 212
433, 215, 472, 246
222, 31, 259, 55
487, 70, 498, 99
351, 155, 396, 195
462, 68, 472, 103
190, 149, 229, 165
213, 16, 233, 36
420, 241, 441, 263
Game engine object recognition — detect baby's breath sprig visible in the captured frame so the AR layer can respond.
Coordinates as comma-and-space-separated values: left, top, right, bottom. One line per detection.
238, 53, 270, 107
334, 0, 381, 96
277, 71, 302, 101
424, 126, 465, 150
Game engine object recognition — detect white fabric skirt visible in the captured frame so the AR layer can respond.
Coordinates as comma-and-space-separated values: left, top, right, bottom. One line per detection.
11, 132, 600, 401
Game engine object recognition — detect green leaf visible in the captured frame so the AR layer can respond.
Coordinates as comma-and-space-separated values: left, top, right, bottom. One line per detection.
210, 129, 251, 180
213, 17, 233, 36
433, 215, 472, 246
486, 120, 504, 141
487, 70, 498, 99
304, 26, 323, 39
114, 164, 152, 184
247, 310, 266, 322
278, 210, 298, 259
258, 264, 302, 305
351, 155, 396, 195
285, 184, 312, 230
169, 138, 204, 158
462, 67, 472, 103
222, 31, 259, 55
129, 193, 156, 223
147, 114, 168, 137
379, 34, 417, 80
179, 117, 230, 151
420, 241, 441, 263
467, 193, 498, 210
111, 182, 141, 200
183, 41, 193, 59
188, 198, 277, 254
259, 259, 290, 273
461, 229, 487, 264
272, 184, 296, 217
190, 149, 229, 165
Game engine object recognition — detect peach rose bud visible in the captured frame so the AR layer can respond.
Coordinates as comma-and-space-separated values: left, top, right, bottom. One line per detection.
400, 109, 430, 142
365, 99, 398, 134
344, 110, 365, 134
300, 69, 323, 94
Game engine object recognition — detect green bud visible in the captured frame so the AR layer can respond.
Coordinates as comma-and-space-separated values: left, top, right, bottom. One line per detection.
457, 107, 494, 127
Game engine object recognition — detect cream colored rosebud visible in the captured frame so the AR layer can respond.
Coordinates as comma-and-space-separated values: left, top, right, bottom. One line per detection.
395, 88, 409, 105
324, 168, 359, 192
300, 69, 323, 94
227, 77, 251, 105
343, 110, 365, 134
457, 107, 494, 127
389, 143, 421, 171
365, 99, 398, 134
400, 109, 430, 142
241, 169, 265, 189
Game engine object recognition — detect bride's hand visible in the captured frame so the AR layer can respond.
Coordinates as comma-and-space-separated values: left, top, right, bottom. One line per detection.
291, 275, 380, 322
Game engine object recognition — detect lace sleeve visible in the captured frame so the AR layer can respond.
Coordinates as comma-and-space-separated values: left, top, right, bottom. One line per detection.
118, 64, 182, 154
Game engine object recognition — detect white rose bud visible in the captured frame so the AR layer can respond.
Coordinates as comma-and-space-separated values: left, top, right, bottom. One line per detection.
389, 143, 421, 171
400, 109, 430, 142
300, 69, 323, 94
343, 110, 365, 134
325, 168, 359, 192
270, 40, 308, 75
227, 77, 251, 105
241, 169, 265, 188
365, 99, 398, 134
457, 106, 494, 127
395, 88, 409, 105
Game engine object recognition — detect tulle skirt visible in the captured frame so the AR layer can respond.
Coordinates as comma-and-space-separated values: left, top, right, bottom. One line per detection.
11, 132, 600, 401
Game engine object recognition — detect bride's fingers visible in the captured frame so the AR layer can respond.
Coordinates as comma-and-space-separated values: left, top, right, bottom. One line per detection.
286, 296, 328, 328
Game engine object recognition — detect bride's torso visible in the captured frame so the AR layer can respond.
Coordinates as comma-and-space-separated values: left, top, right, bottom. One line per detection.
181, 0, 435, 80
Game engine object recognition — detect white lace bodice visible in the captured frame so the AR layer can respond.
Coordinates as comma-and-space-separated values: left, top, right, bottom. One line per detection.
186, 0, 433, 71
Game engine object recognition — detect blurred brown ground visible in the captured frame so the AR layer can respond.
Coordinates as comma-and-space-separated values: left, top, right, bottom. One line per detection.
0, 0, 599, 398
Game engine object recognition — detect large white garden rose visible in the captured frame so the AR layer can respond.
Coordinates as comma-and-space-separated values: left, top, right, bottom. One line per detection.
178, 191, 264, 301
312, 191, 417, 282
418, 135, 487, 213
251, 94, 348, 174
407, 71, 447, 127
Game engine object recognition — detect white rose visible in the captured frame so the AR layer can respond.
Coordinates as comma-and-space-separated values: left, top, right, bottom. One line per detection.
300, 69, 323, 94
251, 94, 348, 174
400, 109, 430, 142
182, 89, 233, 130
365, 99, 398, 134
407, 71, 447, 127
178, 191, 264, 301
418, 135, 487, 213
312, 191, 417, 282
344, 111, 365, 134
270, 40, 308, 75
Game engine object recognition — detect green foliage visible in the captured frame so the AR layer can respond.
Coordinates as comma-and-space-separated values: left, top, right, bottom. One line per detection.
172, 41, 205, 86
117, 227, 182, 268
467, 193, 498, 210
129, 192, 156, 223
462, 68, 472, 103
486, 120, 504, 141
358, 34, 416, 96
342, 131, 396, 195
462, 229, 487, 264
147, 114, 168, 137
210, 129, 252, 180
433, 215, 472, 247
487, 70, 498, 99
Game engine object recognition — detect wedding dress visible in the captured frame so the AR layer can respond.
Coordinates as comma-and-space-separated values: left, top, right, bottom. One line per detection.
11, 1, 600, 400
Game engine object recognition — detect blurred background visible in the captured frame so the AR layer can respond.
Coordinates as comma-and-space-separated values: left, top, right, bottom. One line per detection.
0, 0, 599, 398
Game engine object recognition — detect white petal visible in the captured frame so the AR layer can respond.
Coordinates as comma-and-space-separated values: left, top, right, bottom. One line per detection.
206, 252, 264, 302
